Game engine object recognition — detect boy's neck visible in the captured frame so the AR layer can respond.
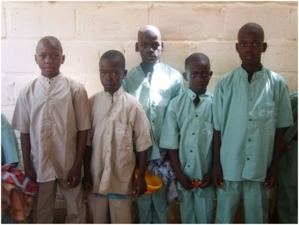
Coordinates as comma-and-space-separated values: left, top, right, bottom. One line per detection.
140, 61, 159, 77
42, 72, 60, 79
190, 87, 207, 96
241, 63, 262, 82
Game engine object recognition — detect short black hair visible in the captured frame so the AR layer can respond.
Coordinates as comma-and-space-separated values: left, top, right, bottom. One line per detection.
36, 36, 63, 53
185, 53, 210, 70
100, 50, 125, 70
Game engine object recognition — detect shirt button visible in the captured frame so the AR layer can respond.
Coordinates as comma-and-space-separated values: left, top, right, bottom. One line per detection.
188, 165, 190, 167
247, 157, 250, 160
248, 138, 251, 141
195, 115, 198, 117
192, 133, 195, 135
190, 150, 193, 152
249, 118, 252, 121
152, 120, 155, 123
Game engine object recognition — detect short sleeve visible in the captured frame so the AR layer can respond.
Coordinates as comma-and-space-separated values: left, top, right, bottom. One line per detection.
159, 100, 179, 149
73, 87, 91, 131
275, 80, 294, 128
212, 79, 223, 131
11, 89, 30, 133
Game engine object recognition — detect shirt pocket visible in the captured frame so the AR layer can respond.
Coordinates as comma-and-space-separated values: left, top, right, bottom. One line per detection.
255, 101, 277, 131
114, 121, 133, 151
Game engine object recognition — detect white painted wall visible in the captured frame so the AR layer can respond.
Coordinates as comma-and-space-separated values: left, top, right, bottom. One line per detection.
1, 1, 298, 162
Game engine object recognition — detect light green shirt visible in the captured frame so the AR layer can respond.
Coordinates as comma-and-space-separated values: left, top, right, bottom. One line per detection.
122, 62, 184, 161
160, 89, 215, 197
283, 92, 297, 142
213, 66, 294, 182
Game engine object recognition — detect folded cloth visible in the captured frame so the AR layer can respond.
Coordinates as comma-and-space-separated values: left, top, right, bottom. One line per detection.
148, 150, 179, 202
1, 163, 37, 222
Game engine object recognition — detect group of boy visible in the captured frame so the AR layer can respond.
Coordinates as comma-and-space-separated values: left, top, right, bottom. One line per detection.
10, 22, 295, 224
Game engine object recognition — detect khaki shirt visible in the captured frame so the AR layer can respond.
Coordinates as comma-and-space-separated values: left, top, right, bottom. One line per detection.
88, 87, 152, 195
12, 74, 91, 182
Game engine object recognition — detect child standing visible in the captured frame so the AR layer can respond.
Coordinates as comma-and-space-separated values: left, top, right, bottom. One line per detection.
83, 50, 152, 223
160, 53, 215, 223
277, 91, 297, 223
11, 36, 90, 223
212, 23, 293, 223
122, 24, 185, 224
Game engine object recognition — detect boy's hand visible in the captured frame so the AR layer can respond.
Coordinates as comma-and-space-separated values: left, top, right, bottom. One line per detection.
199, 173, 212, 189
264, 165, 278, 189
212, 164, 223, 188
177, 174, 194, 190
25, 167, 37, 183
67, 165, 81, 188
133, 176, 147, 199
82, 171, 93, 193
280, 139, 290, 152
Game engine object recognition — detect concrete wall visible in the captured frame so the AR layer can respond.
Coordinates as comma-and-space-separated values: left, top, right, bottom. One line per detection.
1, 1, 298, 166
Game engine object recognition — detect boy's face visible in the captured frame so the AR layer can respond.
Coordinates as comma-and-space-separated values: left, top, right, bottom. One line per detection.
236, 28, 267, 66
35, 41, 65, 78
136, 30, 163, 65
99, 57, 127, 95
184, 59, 212, 95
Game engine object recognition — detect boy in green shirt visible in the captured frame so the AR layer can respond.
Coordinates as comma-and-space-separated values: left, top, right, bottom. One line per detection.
212, 22, 293, 223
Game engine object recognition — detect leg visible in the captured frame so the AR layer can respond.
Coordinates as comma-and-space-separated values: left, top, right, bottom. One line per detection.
57, 179, 86, 223
243, 180, 270, 223
179, 190, 196, 223
194, 195, 214, 223
136, 193, 153, 223
32, 180, 57, 223
277, 140, 298, 223
109, 195, 133, 223
152, 185, 169, 223
87, 194, 109, 223
215, 181, 242, 223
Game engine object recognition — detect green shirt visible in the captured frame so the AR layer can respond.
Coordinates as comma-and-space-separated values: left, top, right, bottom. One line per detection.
283, 92, 297, 142
160, 89, 215, 197
122, 62, 184, 160
213, 66, 294, 182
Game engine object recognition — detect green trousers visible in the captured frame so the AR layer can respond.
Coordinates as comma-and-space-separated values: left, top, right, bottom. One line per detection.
277, 140, 298, 224
136, 185, 169, 223
215, 180, 270, 223
179, 190, 214, 223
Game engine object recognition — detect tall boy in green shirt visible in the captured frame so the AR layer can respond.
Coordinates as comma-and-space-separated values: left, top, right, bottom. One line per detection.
212, 22, 293, 223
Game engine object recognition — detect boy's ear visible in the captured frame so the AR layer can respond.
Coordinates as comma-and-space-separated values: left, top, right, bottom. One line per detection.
123, 70, 128, 79
161, 42, 164, 51
34, 54, 37, 64
210, 71, 213, 77
262, 42, 267, 53
62, 55, 65, 64
235, 43, 239, 53
135, 42, 139, 52
182, 72, 188, 81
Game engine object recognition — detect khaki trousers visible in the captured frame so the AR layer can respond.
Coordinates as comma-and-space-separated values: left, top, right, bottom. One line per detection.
32, 179, 86, 223
88, 193, 133, 223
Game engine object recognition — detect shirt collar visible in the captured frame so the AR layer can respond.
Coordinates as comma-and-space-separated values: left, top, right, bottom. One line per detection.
239, 65, 265, 81
103, 86, 125, 99
38, 73, 63, 85
187, 88, 210, 101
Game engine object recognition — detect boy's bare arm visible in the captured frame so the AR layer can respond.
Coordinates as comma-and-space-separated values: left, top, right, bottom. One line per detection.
212, 129, 223, 188
264, 128, 283, 189
169, 150, 193, 190
67, 129, 88, 188
134, 150, 148, 199
83, 145, 93, 193
21, 133, 36, 182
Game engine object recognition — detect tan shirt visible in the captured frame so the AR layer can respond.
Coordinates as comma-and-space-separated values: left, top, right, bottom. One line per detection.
88, 87, 152, 195
12, 74, 91, 182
